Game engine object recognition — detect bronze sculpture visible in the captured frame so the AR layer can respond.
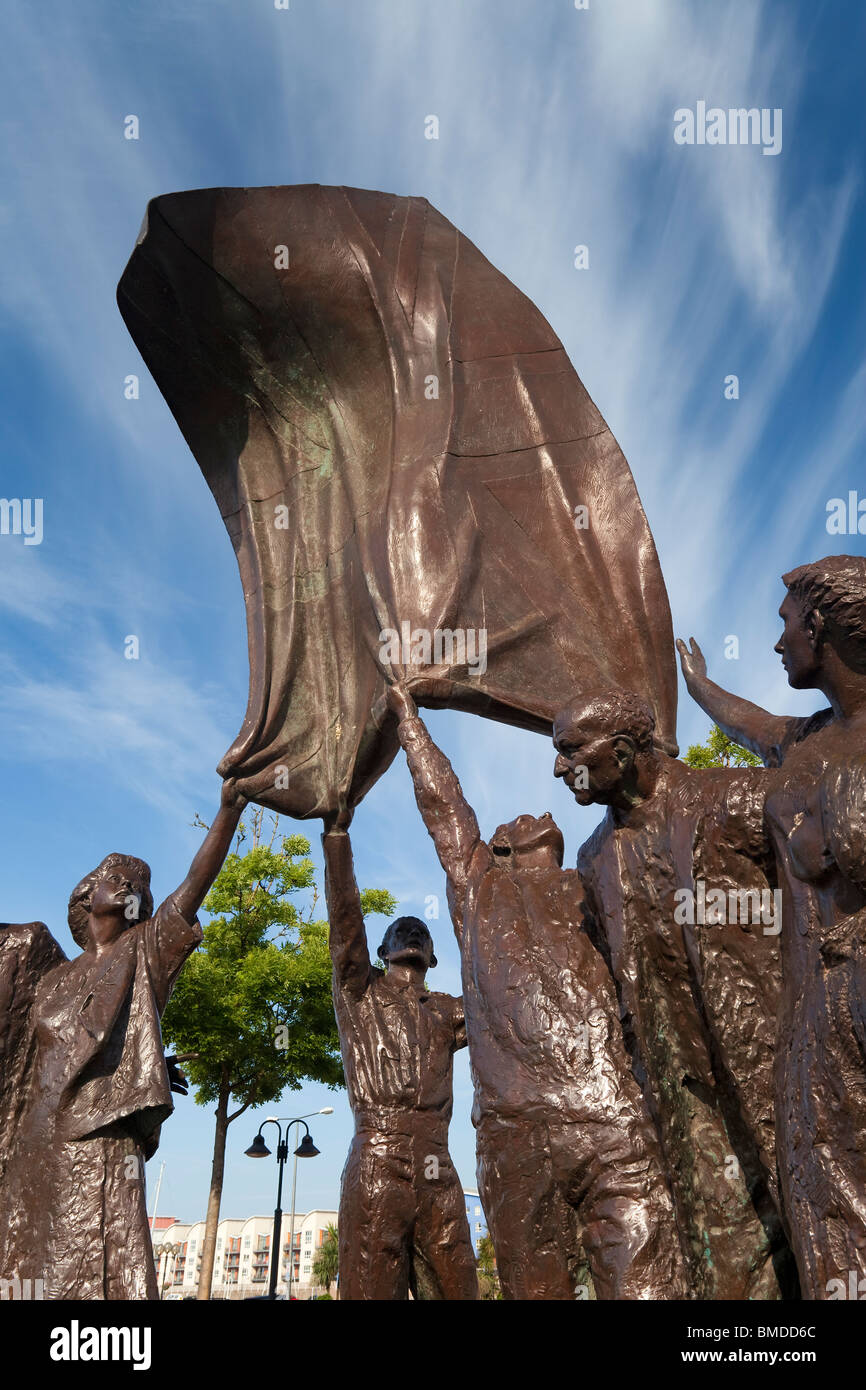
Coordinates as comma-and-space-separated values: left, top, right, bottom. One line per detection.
321, 814, 478, 1300
0, 782, 245, 1300
112, 185, 866, 1302
117, 184, 679, 823
553, 689, 794, 1299
678, 555, 866, 1299
386, 683, 688, 1300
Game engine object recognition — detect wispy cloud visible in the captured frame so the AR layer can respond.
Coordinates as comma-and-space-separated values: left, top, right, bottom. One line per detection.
0, 634, 232, 818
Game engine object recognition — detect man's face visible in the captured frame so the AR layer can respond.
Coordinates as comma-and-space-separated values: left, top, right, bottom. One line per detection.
381, 918, 435, 970
552, 714, 631, 806
489, 813, 563, 869
774, 592, 821, 689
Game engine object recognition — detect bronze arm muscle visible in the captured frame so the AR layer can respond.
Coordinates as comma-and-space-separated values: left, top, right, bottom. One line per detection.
169, 779, 246, 924
321, 825, 371, 997
677, 637, 794, 765
386, 686, 488, 943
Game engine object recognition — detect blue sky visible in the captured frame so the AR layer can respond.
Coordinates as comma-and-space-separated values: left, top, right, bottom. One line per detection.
1, 0, 864, 1228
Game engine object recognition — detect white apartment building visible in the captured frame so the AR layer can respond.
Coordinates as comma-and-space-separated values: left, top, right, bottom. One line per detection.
153, 1210, 338, 1300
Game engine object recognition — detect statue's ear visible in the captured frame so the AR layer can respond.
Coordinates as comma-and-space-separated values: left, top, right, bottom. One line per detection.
807, 608, 825, 649
612, 735, 636, 767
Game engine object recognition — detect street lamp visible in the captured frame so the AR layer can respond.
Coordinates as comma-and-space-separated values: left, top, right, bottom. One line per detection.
245, 1107, 332, 1300
155, 1241, 180, 1299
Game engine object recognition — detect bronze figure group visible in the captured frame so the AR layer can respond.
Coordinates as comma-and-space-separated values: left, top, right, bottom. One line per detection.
1, 186, 862, 1302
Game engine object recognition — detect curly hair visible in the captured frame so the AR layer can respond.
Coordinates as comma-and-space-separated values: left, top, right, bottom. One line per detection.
555, 688, 656, 753
67, 853, 153, 950
783, 555, 866, 663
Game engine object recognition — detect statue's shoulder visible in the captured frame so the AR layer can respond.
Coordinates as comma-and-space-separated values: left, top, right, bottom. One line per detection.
0, 921, 51, 948
0, 921, 66, 967
425, 988, 463, 1020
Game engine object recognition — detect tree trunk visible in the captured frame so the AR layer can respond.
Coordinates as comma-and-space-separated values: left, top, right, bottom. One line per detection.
196, 1075, 230, 1301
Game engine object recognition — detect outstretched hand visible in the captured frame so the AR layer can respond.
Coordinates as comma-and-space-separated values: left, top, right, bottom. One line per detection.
165, 1055, 189, 1097
220, 776, 246, 812
676, 637, 707, 686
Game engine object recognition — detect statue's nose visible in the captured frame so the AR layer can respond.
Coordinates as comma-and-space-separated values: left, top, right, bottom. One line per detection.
554, 754, 569, 778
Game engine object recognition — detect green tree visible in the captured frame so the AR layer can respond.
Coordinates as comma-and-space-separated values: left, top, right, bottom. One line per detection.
161, 807, 396, 1301
682, 724, 763, 770
476, 1232, 501, 1300
310, 1222, 339, 1297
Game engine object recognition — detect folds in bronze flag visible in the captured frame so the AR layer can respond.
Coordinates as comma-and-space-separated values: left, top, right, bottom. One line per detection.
118, 185, 677, 818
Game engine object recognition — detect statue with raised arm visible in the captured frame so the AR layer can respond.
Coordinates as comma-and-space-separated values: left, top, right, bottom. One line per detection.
553, 689, 795, 1299
321, 810, 478, 1301
678, 556, 866, 1299
677, 636, 833, 768
386, 683, 688, 1301
0, 780, 245, 1300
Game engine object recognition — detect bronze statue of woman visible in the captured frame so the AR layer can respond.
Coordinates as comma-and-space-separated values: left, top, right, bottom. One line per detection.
678, 555, 866, 1298
0, 780, 245, 1300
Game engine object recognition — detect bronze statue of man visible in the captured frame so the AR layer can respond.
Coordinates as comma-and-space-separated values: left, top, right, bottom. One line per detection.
0, 780, 245, 1300
678, 555, 866, 1299
553, 689, 794, 1300
321, 812, 478, 1301
386, 684, 687, 1301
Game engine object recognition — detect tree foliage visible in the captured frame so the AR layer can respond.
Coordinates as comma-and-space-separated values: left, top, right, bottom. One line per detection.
311, 1222, 339, 1295
476, 1232, 501, 1300
682, 724, 763, 770
160, 806, 397, 1299
162, 814, 349, 1110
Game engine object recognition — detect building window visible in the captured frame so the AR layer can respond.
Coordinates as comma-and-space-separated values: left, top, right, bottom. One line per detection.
305, 1231, 312, 1243
475, 1206, 481, 1216
476, 1223, 482, 1231
303, 1265, 311, 1274
244, 1237, 251, 1248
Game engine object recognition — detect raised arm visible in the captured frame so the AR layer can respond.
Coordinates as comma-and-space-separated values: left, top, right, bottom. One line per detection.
321, 817, 371, 997
677, 638, 795, 766
168, 779, 246, 924
386, 685, 489, 942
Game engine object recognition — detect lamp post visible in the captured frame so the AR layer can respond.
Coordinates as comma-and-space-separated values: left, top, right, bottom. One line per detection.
245, 1107, 332, 1300
155, 1241, 180, 1299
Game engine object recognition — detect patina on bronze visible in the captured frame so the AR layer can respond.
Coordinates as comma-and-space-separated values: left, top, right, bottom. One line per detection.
679, 555, 866, 1299
387, 683, 688, 1300
322, 816, 477, 1301
0, 782, 244, 1300
117, 183, 678, 823
553, 689, 795, 1299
